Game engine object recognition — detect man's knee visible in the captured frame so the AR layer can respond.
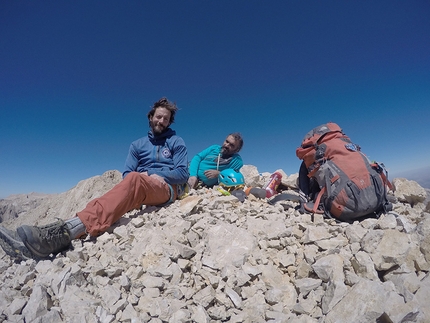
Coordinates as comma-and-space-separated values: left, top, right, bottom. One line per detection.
124, 171, 141, 183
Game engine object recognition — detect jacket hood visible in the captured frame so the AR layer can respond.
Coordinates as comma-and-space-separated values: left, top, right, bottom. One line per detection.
148, 128, 176, 142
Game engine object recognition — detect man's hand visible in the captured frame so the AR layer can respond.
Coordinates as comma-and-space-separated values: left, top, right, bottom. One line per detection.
204, 169, 220, 179
188, 176, 199, 189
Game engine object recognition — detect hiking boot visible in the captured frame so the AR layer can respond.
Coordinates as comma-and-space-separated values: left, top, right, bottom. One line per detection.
245, 187, 267, 199
231, 189, 246, 202
17, 220, 72, 258
268, 193, 301, 205
0, 225, 33, 261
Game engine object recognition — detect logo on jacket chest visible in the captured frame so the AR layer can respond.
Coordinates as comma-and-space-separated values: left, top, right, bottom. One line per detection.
162, 148, 172, 158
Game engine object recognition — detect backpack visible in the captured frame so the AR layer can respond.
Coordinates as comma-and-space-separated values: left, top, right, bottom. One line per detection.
296, 122, 392, 222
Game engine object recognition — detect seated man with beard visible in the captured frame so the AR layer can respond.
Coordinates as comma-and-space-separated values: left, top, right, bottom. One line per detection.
0, 97, 189, 260
187, 133, 244, 189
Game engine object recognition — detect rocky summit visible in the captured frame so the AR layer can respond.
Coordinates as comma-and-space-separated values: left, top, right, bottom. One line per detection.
0, 165, 430, 323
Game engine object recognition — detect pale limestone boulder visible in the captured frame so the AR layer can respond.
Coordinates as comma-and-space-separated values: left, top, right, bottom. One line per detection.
361, 229, 412, 271
312, 254, 345, 282
259, 263, 298, 309
383, 285, 420, 323
391, 211, 417, 233
416, 214, 430, 263
412, 273, 430, 322
322, 279, 348, 314
21, 285, 51, 321
285, 173, 299, 189
191, 305, 210, 323
276, 249, 295, 268
193, 285, 216, 308
293, 299, 315, 317
294, 278, 323, 296
5, 297, 27, 316
350, 251, 379, 280
324, 279, 388, 323
393, 203, 424, 222
314, 235, 349, 251
168, 309, 191, 323
240, 164, 263, 187
265, 310, 292, 322
301, 225, 332, 244
375, 212, 398, 229
311, 254, 348, 314
202, 223, 257, 270
178, 195, 202, 216
121, 303, 140, 321
393, 177, 427, 206
245, 217, 289, 240
344, 222, 368, 243
384, 266, 421, 301
303, 244, 319, 264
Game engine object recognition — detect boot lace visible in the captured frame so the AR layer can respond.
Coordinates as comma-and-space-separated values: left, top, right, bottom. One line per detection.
39, 220, 70, 246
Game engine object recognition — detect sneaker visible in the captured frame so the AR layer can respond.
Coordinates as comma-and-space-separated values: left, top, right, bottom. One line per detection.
298, 190, 309, 203
245, 187, 267, 199
177, 183, 191, 200
17, 220, 72, 258
303, 201, 325, 214
0, 225, 33, 261
231, 189, 246, 202
268, 193, 301, 205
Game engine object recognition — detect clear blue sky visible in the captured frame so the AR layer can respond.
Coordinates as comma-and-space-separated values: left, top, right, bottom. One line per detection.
1, 1, 429, 198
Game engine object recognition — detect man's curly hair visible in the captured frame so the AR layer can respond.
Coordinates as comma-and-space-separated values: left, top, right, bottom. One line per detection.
147, 97, 178, 125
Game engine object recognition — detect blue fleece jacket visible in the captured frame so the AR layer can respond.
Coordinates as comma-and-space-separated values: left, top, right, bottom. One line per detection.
189, 145, 243, 187
123, 128, 189, 185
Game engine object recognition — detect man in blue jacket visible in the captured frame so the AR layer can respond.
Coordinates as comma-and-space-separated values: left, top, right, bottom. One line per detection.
0, 97, 189, 260
188, 133, 244, 188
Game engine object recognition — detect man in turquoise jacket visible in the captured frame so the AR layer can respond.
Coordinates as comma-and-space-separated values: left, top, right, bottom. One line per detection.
188, 133, 244, 188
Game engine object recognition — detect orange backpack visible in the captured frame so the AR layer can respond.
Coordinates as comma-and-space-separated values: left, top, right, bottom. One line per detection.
296, 122, 392, 221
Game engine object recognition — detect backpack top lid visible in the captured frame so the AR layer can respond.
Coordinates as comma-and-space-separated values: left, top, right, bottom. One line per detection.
301, 122, 343, 146
296, 122, 344, 160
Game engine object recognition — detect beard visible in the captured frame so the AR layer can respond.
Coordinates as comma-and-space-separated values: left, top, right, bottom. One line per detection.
221, 145, 232, 156
150, 120, 167, 135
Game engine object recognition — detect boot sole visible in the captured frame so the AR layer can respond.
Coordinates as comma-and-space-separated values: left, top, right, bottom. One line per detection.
17, 226, 51, 259
0, 227, 33, 261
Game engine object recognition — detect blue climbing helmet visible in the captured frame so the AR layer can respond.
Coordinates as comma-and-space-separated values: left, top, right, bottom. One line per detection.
218, 169, 245, 187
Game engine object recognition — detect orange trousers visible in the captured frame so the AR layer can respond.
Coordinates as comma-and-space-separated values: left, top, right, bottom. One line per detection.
77, 172, 175, 236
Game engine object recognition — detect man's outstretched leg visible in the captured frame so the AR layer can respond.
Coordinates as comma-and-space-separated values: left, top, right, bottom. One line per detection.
16, 172, 171, 258
76, 172, 171, 236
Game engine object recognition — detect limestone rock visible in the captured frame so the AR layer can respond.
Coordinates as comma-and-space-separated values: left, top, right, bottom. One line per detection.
241, 164, 263, 187
393, 178, 427, 206
0, 169, 429, 322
